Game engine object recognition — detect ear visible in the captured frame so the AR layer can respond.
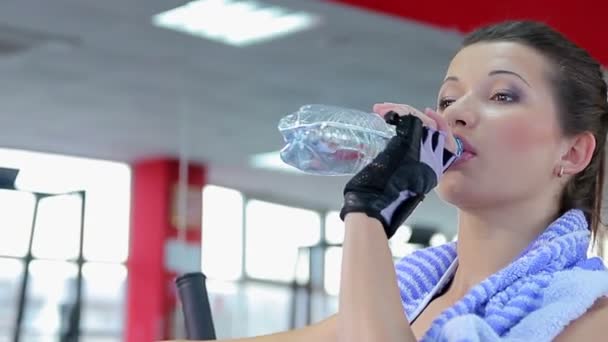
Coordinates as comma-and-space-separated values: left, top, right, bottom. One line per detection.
560, 132, 596, 176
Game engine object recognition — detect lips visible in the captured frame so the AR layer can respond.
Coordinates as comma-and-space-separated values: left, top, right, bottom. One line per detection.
451, 135, 477, 168
454, 135, 477, 156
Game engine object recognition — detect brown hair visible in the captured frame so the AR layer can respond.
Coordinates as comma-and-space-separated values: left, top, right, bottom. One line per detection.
462, 21, 608, 253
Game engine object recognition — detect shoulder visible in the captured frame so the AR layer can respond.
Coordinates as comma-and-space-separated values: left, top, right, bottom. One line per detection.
554, 296, 608, 341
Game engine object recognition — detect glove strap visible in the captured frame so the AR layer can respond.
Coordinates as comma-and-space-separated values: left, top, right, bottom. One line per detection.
340, 191, 426, 239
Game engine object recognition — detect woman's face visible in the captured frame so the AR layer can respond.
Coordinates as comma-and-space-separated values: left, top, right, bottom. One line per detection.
436, 41, 564, 209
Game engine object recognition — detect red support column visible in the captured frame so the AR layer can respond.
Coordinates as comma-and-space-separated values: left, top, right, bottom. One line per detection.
126, 159, 206, 342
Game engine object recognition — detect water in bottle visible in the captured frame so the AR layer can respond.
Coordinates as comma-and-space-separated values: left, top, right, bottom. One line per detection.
278, 104, 397, 176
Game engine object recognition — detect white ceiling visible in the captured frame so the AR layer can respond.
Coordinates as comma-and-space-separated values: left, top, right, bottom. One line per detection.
0, 0, 464, 233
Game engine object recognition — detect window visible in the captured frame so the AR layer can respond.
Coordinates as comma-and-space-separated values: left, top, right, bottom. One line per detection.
323, 247, 342, 296
4, 148, 131, 263
0, 190, 35, 257
205, 280, 292, 338
81, 263, 127, 337
245, 200, 320, 282
82, 164, 131, 263
324, 211, 343, 245
242, 283, 291, 336
0, 258, 23, 334
202, 185, 244, 281
22, 260, 78, 337
294, 248, 310, 284
32, 194, 83, 260
388, 225, 414, 258
0, 148, 131, 340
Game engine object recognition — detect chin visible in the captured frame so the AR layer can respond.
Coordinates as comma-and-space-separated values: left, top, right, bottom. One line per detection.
436, 174, 507, 210
435, 173, 477, 207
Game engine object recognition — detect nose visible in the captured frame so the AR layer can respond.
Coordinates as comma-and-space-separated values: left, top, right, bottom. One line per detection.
444, 96, 478, 129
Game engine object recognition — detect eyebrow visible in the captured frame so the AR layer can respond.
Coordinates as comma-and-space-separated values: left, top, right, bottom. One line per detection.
488, 70, 531, 87
443, 70, 531, 88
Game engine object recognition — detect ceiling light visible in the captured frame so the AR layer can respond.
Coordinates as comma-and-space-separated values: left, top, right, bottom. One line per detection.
152, 0, 319, 47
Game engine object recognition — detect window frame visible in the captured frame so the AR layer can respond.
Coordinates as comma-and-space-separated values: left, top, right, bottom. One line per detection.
3, 189, 123, 341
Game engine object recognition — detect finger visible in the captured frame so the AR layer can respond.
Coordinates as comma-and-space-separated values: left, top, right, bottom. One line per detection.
425, 108, 457, 153
424, 108, 449, 133
373, 103, 421, 118
373, 103, 437, 130
373, 103, 401, 116
393, 104, 438, 130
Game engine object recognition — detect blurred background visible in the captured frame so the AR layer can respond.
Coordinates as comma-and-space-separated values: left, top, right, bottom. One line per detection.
0, 0, 606, 341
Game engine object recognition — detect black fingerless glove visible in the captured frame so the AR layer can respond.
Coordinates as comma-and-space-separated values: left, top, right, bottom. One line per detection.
339, 112, 460, 239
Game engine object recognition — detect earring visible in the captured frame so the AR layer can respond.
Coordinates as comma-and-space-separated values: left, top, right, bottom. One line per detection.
558, 166, 564, 178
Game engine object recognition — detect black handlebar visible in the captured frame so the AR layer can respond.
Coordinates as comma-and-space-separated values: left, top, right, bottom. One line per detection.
175, 272, 217, 340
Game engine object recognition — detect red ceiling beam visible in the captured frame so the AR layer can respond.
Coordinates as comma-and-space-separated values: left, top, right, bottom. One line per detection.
329, 0, 607, 66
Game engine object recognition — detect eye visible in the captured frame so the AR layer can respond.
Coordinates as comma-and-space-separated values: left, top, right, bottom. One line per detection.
490, 92, 518, 103
438, 98, 455, 110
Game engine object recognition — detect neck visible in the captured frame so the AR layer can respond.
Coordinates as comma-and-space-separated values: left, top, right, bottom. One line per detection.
448, 194, 561, 299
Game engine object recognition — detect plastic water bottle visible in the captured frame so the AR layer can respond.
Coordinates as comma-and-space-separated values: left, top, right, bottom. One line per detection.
278, 104, 462, 176
278, 104, 398, 176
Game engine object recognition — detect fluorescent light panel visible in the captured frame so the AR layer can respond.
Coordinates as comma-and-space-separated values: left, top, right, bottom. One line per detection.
152, 0, 319, 47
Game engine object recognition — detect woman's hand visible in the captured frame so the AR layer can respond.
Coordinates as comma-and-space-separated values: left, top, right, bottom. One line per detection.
339, 102, 460, 239
373, 102, 459, 154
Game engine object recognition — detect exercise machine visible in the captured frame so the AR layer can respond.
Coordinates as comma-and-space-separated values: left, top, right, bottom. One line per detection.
175, 272, 217, 340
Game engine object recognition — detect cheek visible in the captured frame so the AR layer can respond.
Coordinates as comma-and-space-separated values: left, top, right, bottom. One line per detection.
492, 115, 558, 154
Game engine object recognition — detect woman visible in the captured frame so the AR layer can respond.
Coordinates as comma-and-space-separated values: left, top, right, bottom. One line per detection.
178, 20, 608, 341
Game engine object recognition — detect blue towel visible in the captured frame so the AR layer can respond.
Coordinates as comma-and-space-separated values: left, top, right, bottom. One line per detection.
395, 209, 608, 341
